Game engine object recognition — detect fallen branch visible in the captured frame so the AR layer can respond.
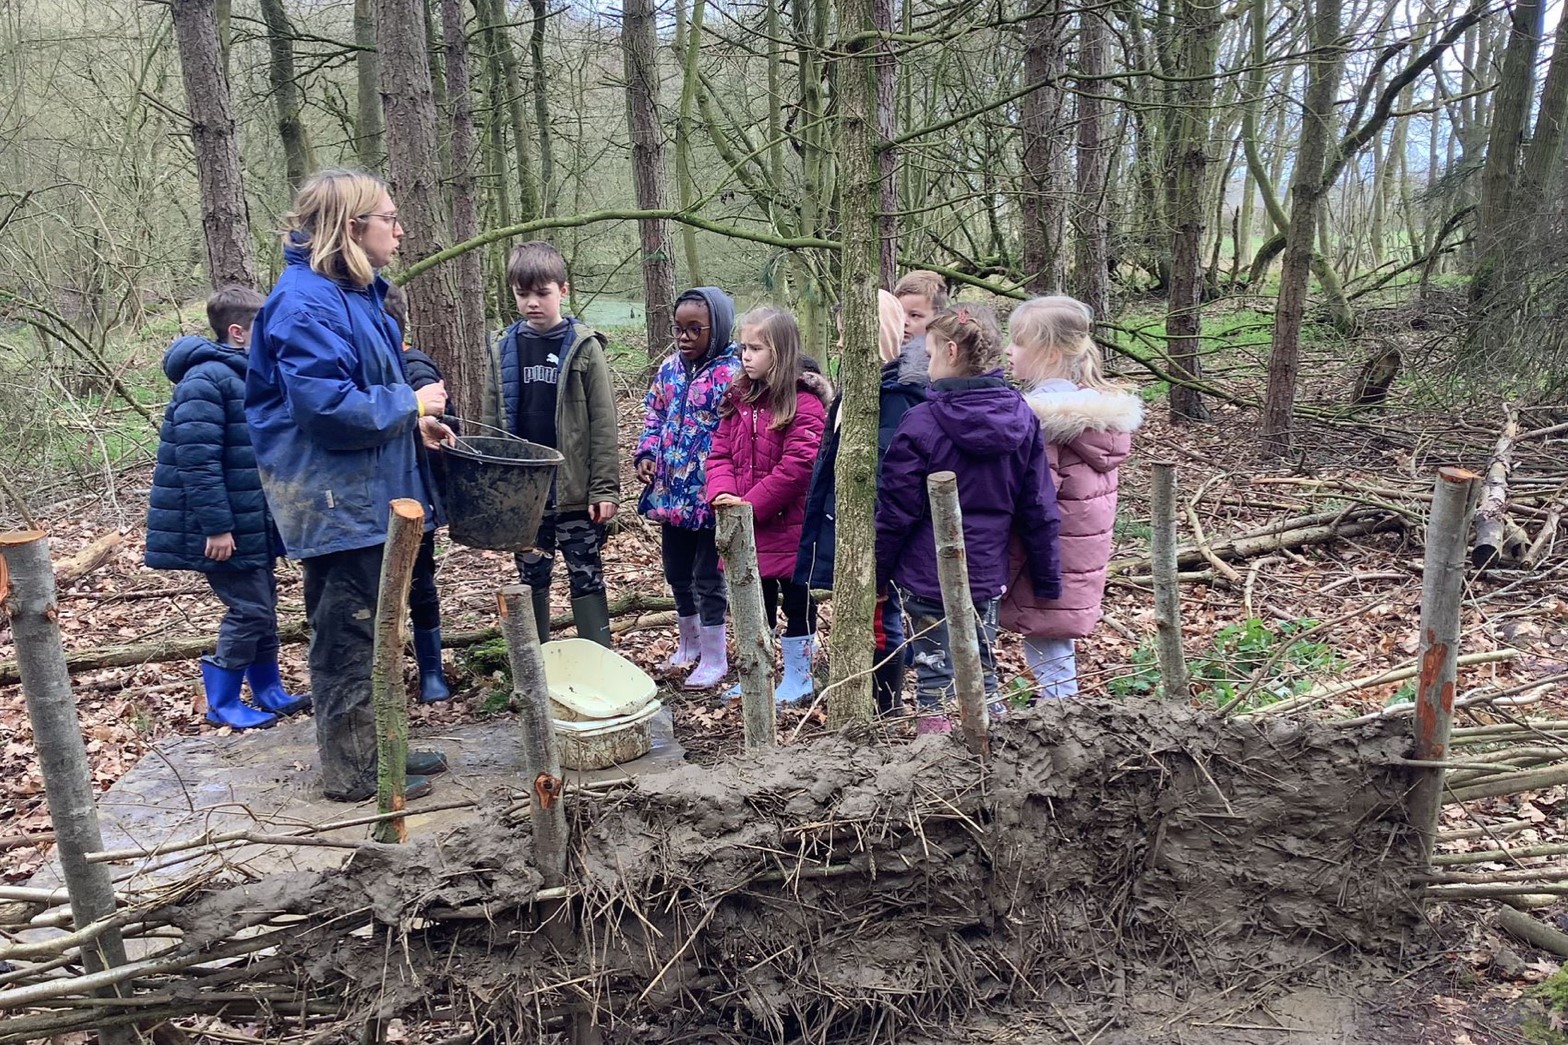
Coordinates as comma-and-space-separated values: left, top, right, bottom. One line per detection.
1109, 513, 1401, 577
0, 591, 677, 685
1497, 906, 1568, 958
1445, 764, 1568, 804
52, 531, 123, 589
1252, 649, 1518, 717
1472, 405, 1520, 569
1432, 843, 1568, 866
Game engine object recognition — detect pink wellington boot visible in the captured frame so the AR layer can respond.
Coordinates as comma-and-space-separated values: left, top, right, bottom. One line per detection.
683, 622, 729, 690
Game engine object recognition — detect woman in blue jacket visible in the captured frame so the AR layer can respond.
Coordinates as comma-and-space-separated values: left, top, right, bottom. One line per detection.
245, 169, 453, 803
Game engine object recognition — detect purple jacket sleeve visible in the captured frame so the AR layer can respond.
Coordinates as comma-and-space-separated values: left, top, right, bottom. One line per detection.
1017, 425, 1063, 599
874, 418, 930, 595
745, 393, 826, 520
705, 410, 740, 501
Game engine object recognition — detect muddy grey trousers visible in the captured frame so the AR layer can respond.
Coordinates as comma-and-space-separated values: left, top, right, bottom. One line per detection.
900, 593, 1001, 711
302, 544, 383, 801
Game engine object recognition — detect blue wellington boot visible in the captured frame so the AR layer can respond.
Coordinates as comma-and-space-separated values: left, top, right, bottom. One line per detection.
774, 636, 816, 705
245, 655, 311, 716
413, 627, 453, 703
202, 658, 278, 731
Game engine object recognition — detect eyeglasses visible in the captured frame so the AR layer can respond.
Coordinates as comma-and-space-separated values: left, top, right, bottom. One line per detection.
360, 211, 402, 228
675, 323, 709, 339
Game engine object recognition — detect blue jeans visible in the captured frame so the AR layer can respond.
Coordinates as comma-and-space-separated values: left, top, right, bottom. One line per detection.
206, 564, 281, 670
899, 592, 1000, 711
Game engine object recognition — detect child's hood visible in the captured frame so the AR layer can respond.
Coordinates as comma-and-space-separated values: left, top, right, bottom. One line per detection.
925, 372, 1037, 457
1025, 381, 1143, 473
799, 368, 834, 405
163, 335, 245, 383
681, 286, 736, 364
890, 335, 931, 388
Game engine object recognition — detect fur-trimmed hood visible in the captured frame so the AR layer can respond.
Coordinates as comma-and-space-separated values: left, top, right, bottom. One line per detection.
893, 335, 930, 387
799, 368, 834, 405
1025, 380, 1141, 474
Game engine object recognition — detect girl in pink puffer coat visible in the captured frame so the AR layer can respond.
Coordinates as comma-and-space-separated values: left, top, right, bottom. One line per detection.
1000, 296, 1143, 698
706, 307, 830, 703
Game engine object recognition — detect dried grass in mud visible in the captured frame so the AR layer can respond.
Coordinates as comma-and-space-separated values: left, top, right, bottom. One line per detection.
127, 701, 1425, 1044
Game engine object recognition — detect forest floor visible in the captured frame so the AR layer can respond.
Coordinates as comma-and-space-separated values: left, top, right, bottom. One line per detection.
2, 307, 1567, 1041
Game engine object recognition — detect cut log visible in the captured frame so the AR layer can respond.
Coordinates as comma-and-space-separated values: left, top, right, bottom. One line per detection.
0, 592, 678, 686
1471, 406, 1519, 569
54, 532, 123, 588
1497, 907, 1568, 957
715, 503, 775, 749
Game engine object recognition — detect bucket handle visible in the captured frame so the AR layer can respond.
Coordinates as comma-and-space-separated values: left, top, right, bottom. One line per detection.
447, 414, 518, 440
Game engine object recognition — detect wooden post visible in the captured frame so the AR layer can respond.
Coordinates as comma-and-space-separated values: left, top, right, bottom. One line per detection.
0, 532, 135, 1045
372, 499, 425, 844
499, 584, 568, 886
1150, 463, 1191, 699
927, 472, 988, 759
715, 503, 776, 748
1411, 466, 1483, 864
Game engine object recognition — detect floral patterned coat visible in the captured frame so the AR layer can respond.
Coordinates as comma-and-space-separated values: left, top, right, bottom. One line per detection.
635, 345, 742, 530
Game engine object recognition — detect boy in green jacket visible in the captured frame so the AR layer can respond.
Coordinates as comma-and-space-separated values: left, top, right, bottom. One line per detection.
483, 241, 620, 645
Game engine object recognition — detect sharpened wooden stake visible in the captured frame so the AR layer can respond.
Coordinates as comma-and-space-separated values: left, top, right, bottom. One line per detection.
372, 499, 426, 844
0, 530, 135, 1045
716, 503, 776, 748
1410, 467, 1482, 866
927, 472, 988, 759
1150, 463, 1190, 699
499, 584, 569, 885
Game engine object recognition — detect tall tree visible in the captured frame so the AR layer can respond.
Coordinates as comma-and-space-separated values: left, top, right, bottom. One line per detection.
1073, 7, 1110, 320
259, 0, 314, 191
829, 0, 881, 725
1519, 10, 1568, 206
376, 0, 479, 417
674, 0, 705, 285
354, 0, 385, 172
1473, 0, 1544, 302
441, 0, 487, 394
1260, 0, 1345, 457
528, 0, 554, 214
621, 0, 677, 359
874, 0, 898, 286
484, 0, 540, 225
1019, 0, 1069, 294
1165, 0, 1220, 422
171, 0, 256, 289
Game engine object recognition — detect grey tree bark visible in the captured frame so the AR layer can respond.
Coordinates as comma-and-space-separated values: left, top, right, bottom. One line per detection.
354, 0, 385, 172
621, 0, 678, 359
928, 473, 990, 759
1073, 8, 1111, 320
1150, 464, 1190, 699
376, 0, 479, 418
528, 0, 554, 214
441, 0, 489, 387
716, 505, 777, 747
171, 0, 257, 289
371, 500, 424, 844
1020, 0, 1068, 294
259, 0, 314, 191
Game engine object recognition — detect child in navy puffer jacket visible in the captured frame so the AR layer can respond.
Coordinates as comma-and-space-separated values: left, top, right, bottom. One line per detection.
875, 305, 1061, 734
146, 287, 309, 731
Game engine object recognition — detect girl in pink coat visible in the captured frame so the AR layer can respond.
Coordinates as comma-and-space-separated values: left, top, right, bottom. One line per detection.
706, 307, 831, 703
1000, 296, 1143, 698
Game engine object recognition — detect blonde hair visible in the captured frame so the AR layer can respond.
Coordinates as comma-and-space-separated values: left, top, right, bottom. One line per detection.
1008, 295, 1125, 392
926, 305, 1003, 375
877, 290, 905, 363
280, 169, 388, 287
728, 307, 803, 431
892, 270, 949, 309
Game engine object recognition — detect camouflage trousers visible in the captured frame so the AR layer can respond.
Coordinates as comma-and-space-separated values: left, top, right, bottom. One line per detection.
514, 510, 606, 597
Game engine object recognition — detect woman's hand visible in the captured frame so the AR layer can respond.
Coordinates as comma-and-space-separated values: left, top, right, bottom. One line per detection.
416, 381, 448, 417
419, 416, 456, 449
711, 493, 745, 508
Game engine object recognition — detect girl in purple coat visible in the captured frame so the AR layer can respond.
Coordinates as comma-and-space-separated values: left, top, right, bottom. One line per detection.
706, 308, 831, 703
1001, 296, 1142, 698
876, 305, 1062, 734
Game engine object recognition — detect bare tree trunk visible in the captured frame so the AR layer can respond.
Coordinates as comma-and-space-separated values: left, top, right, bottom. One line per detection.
928, 474, 990, 759
1409, 468, 1482, 865
171, 0, 257, 289
716, 505, 776, 748
483, 0, 540, 224
424, 0, 453, 182
874, 0, 898, 287
1150, 464, 1190, 699
372, 500, 424, 844
354, 0, 385, 172
1519, 10, 1568, 212
1073, 7, 1111, 320
377, 0, 479, 418
528, 0, 554, 215
1165, 0, 1219, 423
1020, 0, 1068, 294
0, 531, 134, 1045
828, 0, 881, 726
442, 0, 488, 402
1260, 0, 1343, 458
674, 0, 705, 285
259, 0, 314, 191
621, 0, 677, 359
478, 0, 514, 318
1473, 0, 1543, 302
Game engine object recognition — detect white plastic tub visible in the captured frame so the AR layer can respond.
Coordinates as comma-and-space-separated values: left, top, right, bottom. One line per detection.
554, 700, 664, 771
542, 638, 658, 722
